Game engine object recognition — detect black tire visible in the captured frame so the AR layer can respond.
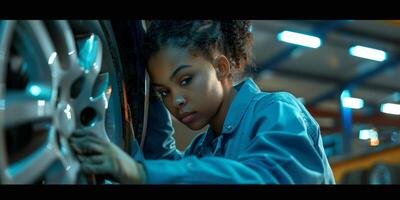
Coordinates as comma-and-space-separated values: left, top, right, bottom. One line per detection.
107, 20, 148, 148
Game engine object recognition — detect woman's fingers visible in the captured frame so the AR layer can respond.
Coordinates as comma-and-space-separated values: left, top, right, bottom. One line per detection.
77, 155, 105, 164
70, 130, 96, 138
68, 131, 124, 179
80, 162, 108, 175
70, 135, 105, 155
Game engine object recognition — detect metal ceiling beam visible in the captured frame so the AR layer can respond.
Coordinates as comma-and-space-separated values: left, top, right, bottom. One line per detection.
270, 68, 400, 93
306, 106, 400, 130
309, 56, 400, 106
334, 26, 400, 47
254, 20, 352, 74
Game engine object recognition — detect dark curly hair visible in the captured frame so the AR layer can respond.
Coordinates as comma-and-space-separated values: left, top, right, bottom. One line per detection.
142, 20, 255, 80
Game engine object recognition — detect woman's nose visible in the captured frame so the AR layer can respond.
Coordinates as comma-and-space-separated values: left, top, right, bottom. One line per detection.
173, 95, 186, 108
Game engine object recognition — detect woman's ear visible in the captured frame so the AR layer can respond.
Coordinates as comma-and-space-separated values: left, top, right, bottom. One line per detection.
213, 55, 230, 80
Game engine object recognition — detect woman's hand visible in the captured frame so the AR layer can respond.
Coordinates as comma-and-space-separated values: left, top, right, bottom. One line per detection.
69, 131, 146, 184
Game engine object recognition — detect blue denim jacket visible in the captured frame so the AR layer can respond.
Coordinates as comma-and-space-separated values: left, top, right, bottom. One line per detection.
135, 78, 335, 184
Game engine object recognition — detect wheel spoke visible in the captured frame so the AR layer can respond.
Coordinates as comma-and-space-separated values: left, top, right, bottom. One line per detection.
45, 136, 80, 184
77, 34, 103, 75
5, 91, 53, 128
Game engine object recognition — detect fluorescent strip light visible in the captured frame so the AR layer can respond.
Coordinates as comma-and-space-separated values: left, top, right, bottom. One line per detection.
359, 129, 378, 140
277, 30, 321, 48
342, 97, 364, 109
380, 103, 400, 115
349, 45, 387, 62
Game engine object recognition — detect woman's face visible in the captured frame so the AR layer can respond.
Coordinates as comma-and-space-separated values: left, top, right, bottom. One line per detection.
147, 47, 224, 130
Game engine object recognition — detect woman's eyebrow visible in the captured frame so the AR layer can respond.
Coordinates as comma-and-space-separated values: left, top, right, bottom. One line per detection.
170, 65, 192, 80
151, 82, 164, 87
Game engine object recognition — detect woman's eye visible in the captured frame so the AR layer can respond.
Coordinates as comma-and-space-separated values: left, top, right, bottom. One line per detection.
180, 77, 192, 86
158, 90, 169, 98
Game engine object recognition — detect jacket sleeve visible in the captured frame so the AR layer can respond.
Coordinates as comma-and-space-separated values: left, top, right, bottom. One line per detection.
141, 97, 183, 160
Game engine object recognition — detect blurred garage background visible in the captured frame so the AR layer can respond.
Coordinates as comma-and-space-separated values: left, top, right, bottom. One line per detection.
1, 20, 400, 184
172, 20, 400, 184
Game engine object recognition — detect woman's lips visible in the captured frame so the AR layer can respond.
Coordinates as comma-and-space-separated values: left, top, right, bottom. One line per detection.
181, 112, 197, 123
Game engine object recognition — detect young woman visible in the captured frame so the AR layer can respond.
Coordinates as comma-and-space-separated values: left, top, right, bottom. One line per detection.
70, 20, 335, 184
